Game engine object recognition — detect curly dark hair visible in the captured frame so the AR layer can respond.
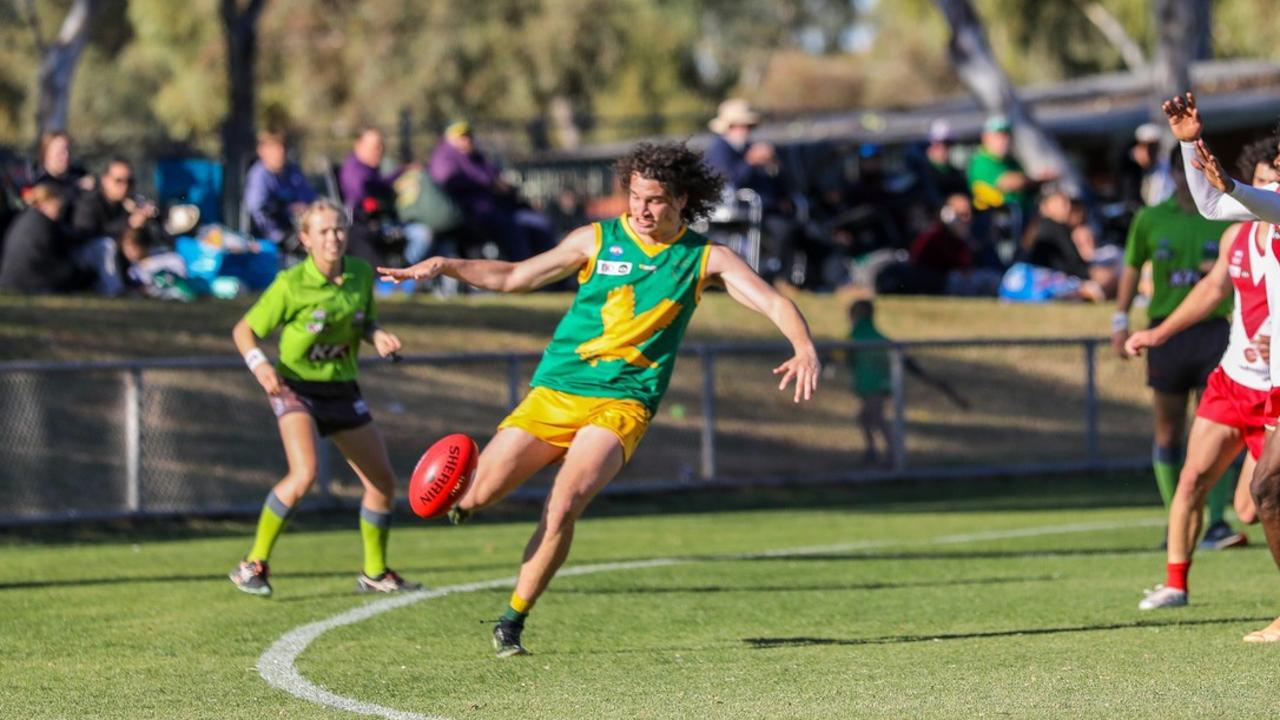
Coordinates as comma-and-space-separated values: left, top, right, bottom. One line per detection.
614, 141, 725, 223
1236, 133, 1280, 182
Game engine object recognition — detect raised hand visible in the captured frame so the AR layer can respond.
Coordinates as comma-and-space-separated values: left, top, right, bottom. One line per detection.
1190, 139, 1235, 194
1162, 91, 1202, 142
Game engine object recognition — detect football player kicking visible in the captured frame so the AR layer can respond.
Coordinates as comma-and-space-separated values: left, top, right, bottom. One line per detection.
1164, 91, 1280, 641
379, 141, 820, 657
1124, 137, 1280, 608
229, 199, 421, 598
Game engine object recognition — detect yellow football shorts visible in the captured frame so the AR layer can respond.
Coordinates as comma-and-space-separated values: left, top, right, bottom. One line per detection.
498, 386, 652, 462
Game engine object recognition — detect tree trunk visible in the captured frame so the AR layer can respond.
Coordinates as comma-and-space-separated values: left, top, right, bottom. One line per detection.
33, 0, 101, 141
934, 0, 1082, 194
1150, 0, 1211, 129
220, 0, 267, 231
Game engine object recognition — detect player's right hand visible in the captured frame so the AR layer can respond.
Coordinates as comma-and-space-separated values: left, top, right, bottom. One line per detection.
1111, 329, 1131, 359
1162, 92, 1202, 142
378, 257, 447, 283
253, 364, 284, 396
1123, 329, 1160, 358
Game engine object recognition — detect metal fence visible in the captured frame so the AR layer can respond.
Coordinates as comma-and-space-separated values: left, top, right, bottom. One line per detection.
0, 337, 1150, 525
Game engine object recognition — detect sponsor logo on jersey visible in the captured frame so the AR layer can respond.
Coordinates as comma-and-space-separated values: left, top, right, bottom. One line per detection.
597, 260, 633, 276
608, 245, 625, 256
639, 263, 657, 272
1169, 269, 1203, 287
307, 343, 349, 361
307, 309, 328, 333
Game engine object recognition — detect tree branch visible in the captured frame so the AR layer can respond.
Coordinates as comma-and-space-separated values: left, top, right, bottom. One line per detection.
1077, 1, 1146, 71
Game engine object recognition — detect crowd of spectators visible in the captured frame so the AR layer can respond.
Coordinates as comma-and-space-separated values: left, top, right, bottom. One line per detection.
693, 98, 1259, 304
0, 105, 1271, 304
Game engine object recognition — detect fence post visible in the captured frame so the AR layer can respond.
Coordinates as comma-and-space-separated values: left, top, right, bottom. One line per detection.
1084, 339, 1100, 466
700, 348, 717, 481
507, 355, 522, 410
889, 345, 907, 473
124, 368, 142, 514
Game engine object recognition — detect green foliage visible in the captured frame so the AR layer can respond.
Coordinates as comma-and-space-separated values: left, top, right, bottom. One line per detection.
2, 0, 1279, 153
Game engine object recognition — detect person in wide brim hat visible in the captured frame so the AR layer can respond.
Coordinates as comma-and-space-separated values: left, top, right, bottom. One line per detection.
708, 99, 761, 135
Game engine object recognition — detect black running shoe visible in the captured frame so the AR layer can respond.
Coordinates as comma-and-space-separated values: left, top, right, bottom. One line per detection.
355, 568, 424, 593
447, 505, 472, 526
492, 618, 530, 657
229, 559, 272, 597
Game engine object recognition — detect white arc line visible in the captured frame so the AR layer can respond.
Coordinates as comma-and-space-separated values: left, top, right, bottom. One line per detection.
258, 517, 1161, 719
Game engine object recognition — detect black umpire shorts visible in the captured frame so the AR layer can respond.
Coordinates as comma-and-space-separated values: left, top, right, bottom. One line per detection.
1145, 316, 1229, 394
269, 379, 373, 437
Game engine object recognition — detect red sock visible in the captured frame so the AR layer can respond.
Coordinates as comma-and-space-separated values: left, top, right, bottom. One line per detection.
1166, 561, 1191, 591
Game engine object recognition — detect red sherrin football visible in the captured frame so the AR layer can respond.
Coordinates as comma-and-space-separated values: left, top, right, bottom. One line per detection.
408, 434, 478, 519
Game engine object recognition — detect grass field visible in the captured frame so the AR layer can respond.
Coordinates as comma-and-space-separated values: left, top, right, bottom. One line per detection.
5, 476, 1280, 719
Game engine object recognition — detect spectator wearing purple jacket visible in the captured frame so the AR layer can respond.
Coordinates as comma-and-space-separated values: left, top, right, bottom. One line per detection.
339, 127, 408, 217
243, 129, 317, 244
429, 121, 531, 260
340, 127, 432, 265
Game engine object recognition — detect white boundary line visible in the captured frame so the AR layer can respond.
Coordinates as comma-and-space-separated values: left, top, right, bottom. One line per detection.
257, 517, 1161, 720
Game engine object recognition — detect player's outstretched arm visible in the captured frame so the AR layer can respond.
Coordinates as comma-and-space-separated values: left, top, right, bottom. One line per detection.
1124, 223, 1236, 357
377, 225, 595, 293
705, 245, 819, 402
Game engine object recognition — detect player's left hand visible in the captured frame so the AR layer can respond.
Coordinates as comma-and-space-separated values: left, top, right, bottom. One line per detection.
774, 351, 820, 403
372, 329, 402, 358
378, 257, 447, 283
1256, 334, 1271, 364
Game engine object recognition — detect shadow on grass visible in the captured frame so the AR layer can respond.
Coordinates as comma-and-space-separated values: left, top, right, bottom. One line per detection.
738, 546, 1181, 562
743, 616, 1276, 648
0, 560, 514, 591
554, 574, 1057, 595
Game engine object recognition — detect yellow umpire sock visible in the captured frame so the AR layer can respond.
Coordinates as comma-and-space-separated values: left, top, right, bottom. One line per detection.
360, 506, 391, 579
247, 491, 294, 563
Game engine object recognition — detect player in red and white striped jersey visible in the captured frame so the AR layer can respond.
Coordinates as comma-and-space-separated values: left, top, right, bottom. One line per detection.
1126, 215, 1271, 608
1163, 92, 1280, 640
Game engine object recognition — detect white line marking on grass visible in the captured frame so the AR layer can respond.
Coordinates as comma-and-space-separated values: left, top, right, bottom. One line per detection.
258, 518, 1159, 719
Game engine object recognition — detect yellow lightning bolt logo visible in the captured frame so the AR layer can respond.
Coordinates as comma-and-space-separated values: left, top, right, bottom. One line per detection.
576, 285, 682, 369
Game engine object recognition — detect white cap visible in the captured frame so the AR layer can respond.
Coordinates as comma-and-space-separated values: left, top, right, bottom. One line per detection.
1135, 123, 1161, 144
928, 119, 952, 144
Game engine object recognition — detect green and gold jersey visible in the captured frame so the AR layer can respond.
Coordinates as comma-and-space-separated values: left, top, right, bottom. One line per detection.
1123, 196, 1232, 322
968, 148, 1026, 212
530, 215, 714, 412
243, 256, 377, 382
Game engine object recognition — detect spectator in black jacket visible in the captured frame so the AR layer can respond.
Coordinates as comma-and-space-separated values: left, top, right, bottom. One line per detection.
0, 183, 92, 294
1027, 186, 1091, 278
71, 158, 156, 294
